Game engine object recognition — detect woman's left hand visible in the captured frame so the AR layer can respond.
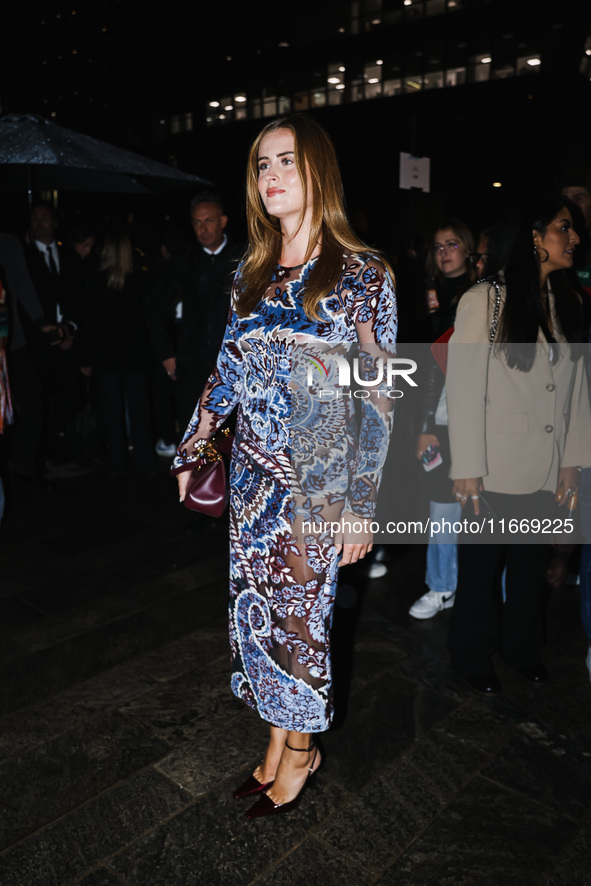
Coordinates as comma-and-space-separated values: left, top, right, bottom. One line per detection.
555, 467, 580, 507
334, 511, 373, 565
336, 542, 373, 566
451, 477, 484, 514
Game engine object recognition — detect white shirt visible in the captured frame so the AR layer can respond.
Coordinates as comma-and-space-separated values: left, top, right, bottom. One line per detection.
35, 239, 60, 275
202, 234, 227, 257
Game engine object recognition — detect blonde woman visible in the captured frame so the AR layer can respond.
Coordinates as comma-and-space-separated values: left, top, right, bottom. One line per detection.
173, 115, 397, 818
80, 232, 157, 477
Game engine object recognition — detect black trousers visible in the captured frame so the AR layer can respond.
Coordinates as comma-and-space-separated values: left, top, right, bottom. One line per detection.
94, 371, 158, 475
6, 346, 44, 475
447, 490, 553, 678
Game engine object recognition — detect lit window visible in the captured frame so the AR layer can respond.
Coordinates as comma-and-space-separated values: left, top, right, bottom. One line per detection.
424, 71, 444, 89
364, 61, 382, 98
516, 54, 541, 75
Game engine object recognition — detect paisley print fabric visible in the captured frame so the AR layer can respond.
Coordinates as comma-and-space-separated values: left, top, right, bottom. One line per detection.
175, 253, 397, 732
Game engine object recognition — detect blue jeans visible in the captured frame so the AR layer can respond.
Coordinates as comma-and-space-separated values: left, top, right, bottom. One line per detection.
425, 500, 461, 594
579, 468, 591, 644
425, 499, 507, 600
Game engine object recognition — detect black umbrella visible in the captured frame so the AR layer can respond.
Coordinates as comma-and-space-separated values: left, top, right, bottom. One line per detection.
0, 113, 213, 199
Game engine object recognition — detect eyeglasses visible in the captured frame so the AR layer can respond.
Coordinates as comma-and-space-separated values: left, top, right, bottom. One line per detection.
432, 240, 461, 254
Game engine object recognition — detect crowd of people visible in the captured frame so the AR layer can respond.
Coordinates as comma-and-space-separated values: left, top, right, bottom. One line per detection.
0, 192, 243, 500
0, 114, 590, 819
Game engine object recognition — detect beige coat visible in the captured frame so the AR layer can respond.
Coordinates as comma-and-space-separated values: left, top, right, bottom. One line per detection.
446, 280, 591, 494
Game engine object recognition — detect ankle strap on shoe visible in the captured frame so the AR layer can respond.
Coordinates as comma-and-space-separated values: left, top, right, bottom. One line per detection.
285, 739, 315, 753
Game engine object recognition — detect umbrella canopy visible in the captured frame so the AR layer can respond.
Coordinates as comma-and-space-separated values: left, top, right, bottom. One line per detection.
0, 113, 213, 196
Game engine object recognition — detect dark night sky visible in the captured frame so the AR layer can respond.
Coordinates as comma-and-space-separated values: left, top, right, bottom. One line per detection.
2, 4, 318, 139
3, 3, 591, 245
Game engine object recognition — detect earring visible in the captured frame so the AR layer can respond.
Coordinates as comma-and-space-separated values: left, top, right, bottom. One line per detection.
533, 245, 549, 263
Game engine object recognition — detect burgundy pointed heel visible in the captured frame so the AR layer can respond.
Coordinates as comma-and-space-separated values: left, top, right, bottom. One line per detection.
245, 740, 319, 820
232, 773, 274, 800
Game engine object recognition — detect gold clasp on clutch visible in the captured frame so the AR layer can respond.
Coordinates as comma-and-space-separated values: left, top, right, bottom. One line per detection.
190, 429, 231, 464
188, 439, 221, 464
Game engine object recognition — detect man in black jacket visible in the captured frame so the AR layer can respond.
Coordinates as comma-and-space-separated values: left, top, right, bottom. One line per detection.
0, 232, 62, 486
145, 193, 244, 443
24, 201, 86, 443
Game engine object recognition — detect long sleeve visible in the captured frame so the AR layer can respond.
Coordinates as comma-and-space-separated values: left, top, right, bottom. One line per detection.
172, 302, 243, 470
562, 349, 591, 469
0, 234, 48, 352
418, 355, 446, 434
343, 256, 398, 518
445, 282, 494, 482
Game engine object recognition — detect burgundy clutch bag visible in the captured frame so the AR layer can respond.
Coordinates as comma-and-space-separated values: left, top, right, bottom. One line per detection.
171, 428, 233, 517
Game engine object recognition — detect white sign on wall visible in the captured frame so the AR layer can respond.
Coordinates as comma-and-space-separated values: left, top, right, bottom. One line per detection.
399, 152, 430, 192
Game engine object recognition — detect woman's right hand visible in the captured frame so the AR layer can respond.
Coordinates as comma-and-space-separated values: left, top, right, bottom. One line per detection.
416, 433, 440, 460
451, 477, 484, 515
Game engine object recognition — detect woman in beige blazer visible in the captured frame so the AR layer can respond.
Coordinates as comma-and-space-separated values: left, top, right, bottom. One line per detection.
445, 195, 591, 695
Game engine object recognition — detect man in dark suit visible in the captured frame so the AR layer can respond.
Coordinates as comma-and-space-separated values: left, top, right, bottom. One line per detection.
145, 193, 244, 443
25, 201, 83, 332
24, 201, 86, 444
0, 232, 61, 486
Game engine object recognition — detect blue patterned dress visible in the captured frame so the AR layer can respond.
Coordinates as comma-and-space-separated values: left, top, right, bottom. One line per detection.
174, 253, 397, 733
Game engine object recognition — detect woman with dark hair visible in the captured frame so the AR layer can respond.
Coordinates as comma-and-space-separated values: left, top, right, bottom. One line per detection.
173, 115, 397, 817
410, 219, 476, 620
445, 196, 591, 694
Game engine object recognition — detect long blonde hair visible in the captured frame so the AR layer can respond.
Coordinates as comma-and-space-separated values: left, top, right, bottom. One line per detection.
100, 232, 134, 290
236, 114, 385, 320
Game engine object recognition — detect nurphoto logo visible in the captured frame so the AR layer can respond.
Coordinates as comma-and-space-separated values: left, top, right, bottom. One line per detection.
305, 354, 418, 400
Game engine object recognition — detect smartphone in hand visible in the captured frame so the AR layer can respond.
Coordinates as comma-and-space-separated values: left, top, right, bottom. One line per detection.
422, 443, 443, 472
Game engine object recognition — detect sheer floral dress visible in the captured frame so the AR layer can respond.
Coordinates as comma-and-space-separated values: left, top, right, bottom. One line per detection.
174, 253, 397, 733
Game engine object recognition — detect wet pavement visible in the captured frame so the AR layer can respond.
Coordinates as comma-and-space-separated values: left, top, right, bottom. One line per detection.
0, 454, 590, 886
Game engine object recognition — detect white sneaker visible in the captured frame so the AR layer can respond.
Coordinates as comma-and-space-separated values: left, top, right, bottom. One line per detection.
368, 562, 388, 579
155, 439, 177, 458
409, 589, 455, 619
586, 646, 591, 684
